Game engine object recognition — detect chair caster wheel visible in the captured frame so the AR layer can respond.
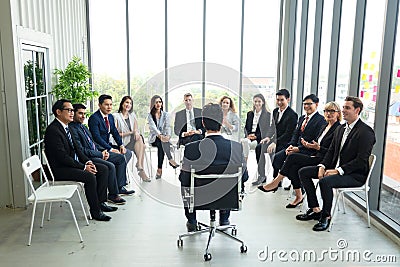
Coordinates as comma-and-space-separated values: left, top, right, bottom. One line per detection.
240, 245, 247, 253
204, 253, 212, 261
177, 239, 183, 247
231, 228, 237, 236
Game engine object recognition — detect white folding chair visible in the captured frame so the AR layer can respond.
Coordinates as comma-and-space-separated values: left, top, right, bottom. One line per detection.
329, 154, 376, 231
42, 150, 92, 220
22, 155, 89, 246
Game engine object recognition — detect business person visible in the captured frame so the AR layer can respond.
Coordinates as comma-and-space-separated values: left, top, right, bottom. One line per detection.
179, 103, 248, 232
296, 96, 375, 231
44, 99, 115, 221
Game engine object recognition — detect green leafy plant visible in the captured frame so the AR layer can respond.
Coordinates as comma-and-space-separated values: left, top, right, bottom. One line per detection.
52, 56, 98, 104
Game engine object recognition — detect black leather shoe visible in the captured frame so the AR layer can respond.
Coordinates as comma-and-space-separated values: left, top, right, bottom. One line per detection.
285, 198, 303, 208
313, 216, 331, 231
92, 211, 111, 221
100, 203, 118, 212
252, 176, 266, 186
296, 209, 321, 221
186, 221, 197, 232
258, 185, 278, 193
119, 186, 135, 195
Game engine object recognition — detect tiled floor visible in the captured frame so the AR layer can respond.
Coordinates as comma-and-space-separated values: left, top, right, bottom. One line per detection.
0, 151, 399, 266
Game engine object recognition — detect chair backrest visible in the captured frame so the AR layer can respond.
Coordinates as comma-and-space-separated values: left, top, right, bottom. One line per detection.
22, 155, 50, 198
188, 166, 242, 213
41, 150, 56, 184
365, 154, 376, 188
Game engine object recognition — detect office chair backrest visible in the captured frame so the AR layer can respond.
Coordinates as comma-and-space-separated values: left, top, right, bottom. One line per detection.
189, 166, 242, 212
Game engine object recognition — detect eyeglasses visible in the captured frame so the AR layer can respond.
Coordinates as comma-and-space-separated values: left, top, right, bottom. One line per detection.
62, 108, 74, 113
323, 109, 338, 114
303, 102, 314, 106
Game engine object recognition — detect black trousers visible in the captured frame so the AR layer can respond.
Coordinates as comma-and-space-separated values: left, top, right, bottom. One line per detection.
299, 166, 364, 216
279, 153, 321, 189
151, 137, 173, 169
53, 162, 108, 215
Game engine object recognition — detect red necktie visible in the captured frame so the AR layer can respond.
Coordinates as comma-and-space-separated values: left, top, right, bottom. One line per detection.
104, 116, 110, 131
300, 116, 309, 132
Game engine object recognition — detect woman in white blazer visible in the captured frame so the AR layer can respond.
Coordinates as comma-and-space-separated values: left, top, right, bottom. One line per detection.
147, 95, 179, 179
114, 96, 150, 181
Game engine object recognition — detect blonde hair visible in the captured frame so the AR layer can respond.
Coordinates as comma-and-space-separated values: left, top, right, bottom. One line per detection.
324, 101, 342, 121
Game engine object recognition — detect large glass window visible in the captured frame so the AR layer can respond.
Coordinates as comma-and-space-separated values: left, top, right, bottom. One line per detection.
317, 0, 334, 109
335, 0, 357, 106
303, 0, 316, 97
358, 0, 385, 128
292, 0, 304, 111
380, 2, 400, 225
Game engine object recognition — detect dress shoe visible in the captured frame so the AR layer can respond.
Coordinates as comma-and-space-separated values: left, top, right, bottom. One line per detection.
252, 176, 266, 186
296, 209, 321, 221
169, 160, 179, 169
284, 185, 291, 190
100, 203, 118, 212
138, 170, 151, 182
312, 216, 331, 231
119, 186, 135, 195
285, 198, 304, 208
107, 195, 126, 205
258, 185, 278, 193
186, 221, 197, 232
92, 211, 111, 221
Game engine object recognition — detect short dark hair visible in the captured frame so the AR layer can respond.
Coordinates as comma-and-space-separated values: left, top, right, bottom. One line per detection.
276, 89, 290, 99
303, 94, 319, 103
73, 103, 86, 112
52, 99, 71, 117
202, 103, 223, 131
99, 94, 112, 104
184, 93, 193, 99
345, 96, 364, 114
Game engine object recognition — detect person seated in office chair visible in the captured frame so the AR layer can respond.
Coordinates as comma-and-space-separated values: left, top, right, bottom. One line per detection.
296, 96, 375, 231
179, 103, 249, 232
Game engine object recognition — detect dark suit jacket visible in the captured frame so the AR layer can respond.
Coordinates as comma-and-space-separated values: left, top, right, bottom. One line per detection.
272, 106, 298, 151
289, 112, 326, 155
174, 107, 205, 140
179, 135, 249, 186
69, 122, 105, 159
244, 110, 275, 143
312, 120, 340, 158
44, 119, 90, 171
321, 119, 375, 183
88, 110, 123, 151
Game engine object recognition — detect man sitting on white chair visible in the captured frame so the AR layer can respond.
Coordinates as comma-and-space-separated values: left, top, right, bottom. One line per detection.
179, 103, 248, 232
296, 96, 375, 231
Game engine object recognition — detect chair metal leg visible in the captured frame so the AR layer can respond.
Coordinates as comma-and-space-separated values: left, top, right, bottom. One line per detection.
65, 200, 83, 243
41, 202, 46, 228
78, 184, 92, 220
48, 202, 52, 221
28, 202, 37, 246
366, 191, 371, 227
328, 191, 341, 232
342, 191, 346, 214
75, 190, 90, 225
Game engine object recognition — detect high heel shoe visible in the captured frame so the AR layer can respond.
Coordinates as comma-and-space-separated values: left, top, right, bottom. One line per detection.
169, 160, 179, 169
257, 185, 278, 193
285, 198, 304, 208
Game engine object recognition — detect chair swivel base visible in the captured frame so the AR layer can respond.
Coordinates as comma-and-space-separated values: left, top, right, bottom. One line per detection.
177, 221, 247, 261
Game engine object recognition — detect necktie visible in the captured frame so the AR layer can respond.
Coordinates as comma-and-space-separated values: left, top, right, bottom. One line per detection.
104, 116, 110, 132
81, 124, 97, 151
300, 116, 309, 132
340, 125, 351, 151
189, 110, 196, 130
65, 127, 79, 161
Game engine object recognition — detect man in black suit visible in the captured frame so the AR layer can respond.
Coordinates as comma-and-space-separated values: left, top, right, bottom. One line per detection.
296, 96, 376, 231
179, 103, 248, 232
174, 93, 205, 146
44, 99, 117, 221
253, 89, 298, 185
70, 103, 126, 205
271, 94, 326, 181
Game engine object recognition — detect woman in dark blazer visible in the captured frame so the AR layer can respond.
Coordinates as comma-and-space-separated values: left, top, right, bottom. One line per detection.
241, 94, 275, 163
259, 101, 342, 208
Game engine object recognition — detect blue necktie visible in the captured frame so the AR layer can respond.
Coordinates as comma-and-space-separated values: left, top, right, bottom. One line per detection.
81, 124, 97, 151
65, 127, 79, 161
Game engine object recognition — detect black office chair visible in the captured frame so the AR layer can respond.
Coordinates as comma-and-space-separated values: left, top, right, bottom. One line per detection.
177, 166, 247, 261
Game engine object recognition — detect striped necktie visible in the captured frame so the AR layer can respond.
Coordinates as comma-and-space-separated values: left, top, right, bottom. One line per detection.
81, 124, 97, 151
65, 127, 79, 161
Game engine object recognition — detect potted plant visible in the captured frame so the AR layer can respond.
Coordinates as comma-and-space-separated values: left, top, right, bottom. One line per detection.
52, 56, 98, 104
